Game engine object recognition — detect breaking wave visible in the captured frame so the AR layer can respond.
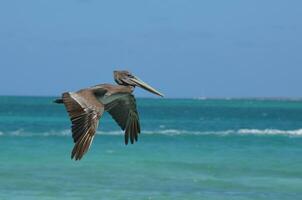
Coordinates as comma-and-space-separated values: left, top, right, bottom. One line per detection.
237, 129, 302, 136
0, 129, 302, 137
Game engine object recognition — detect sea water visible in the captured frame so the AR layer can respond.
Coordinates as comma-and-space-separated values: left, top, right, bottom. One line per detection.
0, 96, 301, 200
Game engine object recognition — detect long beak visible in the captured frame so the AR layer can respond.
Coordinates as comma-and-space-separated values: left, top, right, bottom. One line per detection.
129, 76, 164, 97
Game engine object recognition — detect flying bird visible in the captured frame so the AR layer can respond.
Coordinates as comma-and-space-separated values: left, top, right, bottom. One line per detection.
54, 70, 164, 160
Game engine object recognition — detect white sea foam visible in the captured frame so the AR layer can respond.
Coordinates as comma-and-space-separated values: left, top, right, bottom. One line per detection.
237, 129, 302, 136
1, 129, 302, 137
99, 129, 302, 136
42, 129, 71, 136
10, 129, 24, 136
97, 130, 123, 135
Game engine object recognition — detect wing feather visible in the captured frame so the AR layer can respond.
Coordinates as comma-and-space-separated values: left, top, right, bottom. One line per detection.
62, 91, 104, 160
105, 94, 141, 145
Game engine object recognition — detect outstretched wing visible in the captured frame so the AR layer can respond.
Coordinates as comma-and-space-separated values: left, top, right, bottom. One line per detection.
104, 93, 141, 145
62, 90, 104, 160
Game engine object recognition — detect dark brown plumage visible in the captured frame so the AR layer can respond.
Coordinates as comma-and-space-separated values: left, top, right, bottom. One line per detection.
54, 70, 163, 160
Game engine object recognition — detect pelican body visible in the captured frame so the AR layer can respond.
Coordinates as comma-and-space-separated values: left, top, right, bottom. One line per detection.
54, 71, 163, 160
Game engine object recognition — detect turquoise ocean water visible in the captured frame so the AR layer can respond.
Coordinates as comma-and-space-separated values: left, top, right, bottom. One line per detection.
0, 96, 301, 200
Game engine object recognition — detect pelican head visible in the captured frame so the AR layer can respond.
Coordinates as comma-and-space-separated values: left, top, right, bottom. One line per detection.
114, 70, 164, 97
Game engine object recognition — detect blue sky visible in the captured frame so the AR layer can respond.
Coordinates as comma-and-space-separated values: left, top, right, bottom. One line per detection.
0, 0, 301, 98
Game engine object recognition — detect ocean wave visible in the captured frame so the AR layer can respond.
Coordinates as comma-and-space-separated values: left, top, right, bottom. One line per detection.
0, 129, 302, 137
237, 129, 302, 136
143, 129, 302, 136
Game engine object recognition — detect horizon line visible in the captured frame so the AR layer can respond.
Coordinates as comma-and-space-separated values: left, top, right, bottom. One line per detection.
0, 95, 302, 101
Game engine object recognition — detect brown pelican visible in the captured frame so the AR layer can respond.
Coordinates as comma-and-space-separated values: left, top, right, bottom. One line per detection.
54, 70, 164, 160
